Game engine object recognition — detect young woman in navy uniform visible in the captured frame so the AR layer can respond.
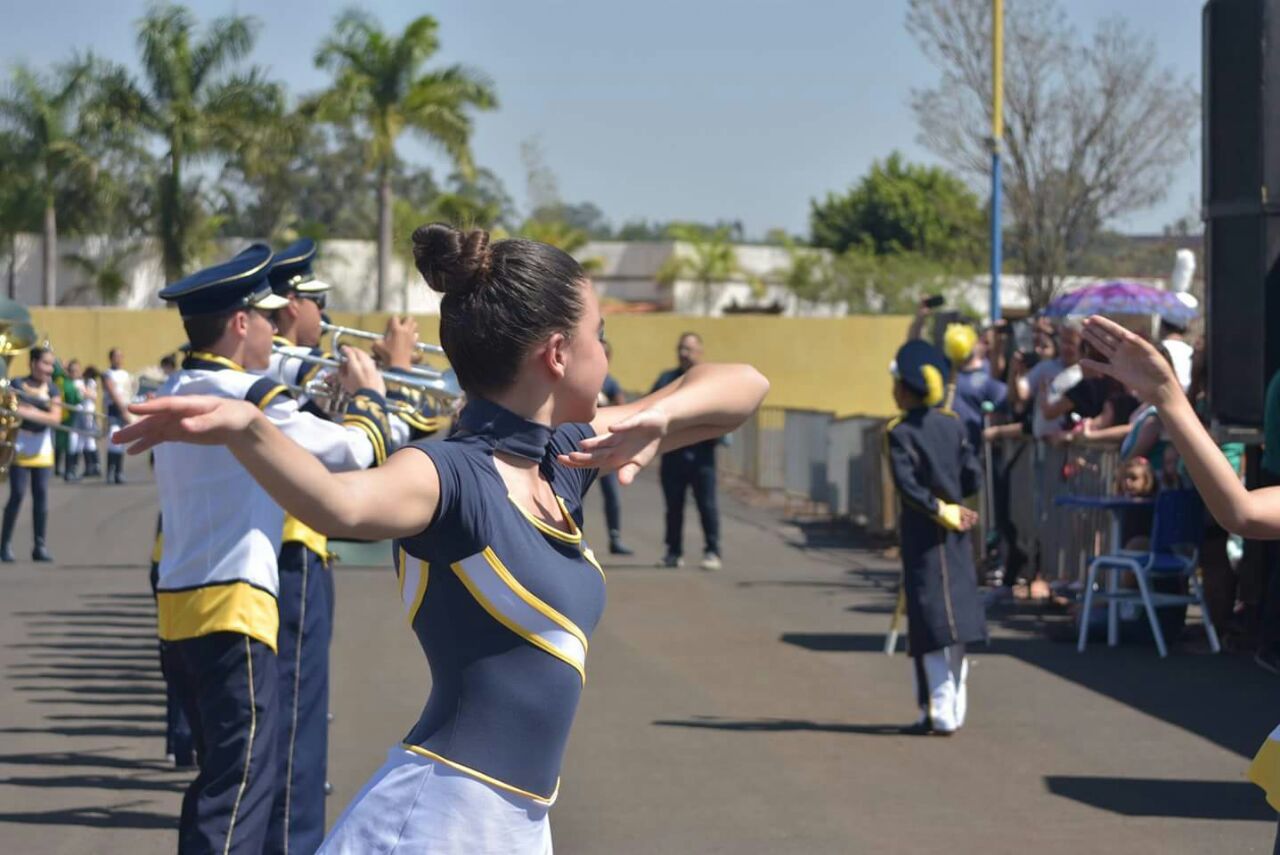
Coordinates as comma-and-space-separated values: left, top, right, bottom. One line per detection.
1, 346, 63, 562
118, 224, 769, 853
886, 340, 987, 735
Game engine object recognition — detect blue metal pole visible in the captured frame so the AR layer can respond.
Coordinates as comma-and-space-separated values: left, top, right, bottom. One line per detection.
990, 150, 1002, 323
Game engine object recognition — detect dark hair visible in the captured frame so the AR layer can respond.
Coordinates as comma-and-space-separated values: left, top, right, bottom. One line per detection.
29, 346, 51, 366
159, 354, 177, 370
83, 366, 100, 381
412, 223, 586, 396
108, 347, 121, 360
183, 312, 237, 352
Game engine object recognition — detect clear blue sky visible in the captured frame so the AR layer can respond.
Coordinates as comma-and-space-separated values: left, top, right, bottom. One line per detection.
0, 0, 1204, 238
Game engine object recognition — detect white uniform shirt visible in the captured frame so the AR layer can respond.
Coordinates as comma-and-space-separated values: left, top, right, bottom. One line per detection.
153, 361, 378, 650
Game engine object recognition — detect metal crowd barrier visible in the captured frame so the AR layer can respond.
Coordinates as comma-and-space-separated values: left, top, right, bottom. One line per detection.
720, 406, 1123, 584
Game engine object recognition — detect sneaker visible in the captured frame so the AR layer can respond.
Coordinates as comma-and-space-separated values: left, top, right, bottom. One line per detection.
609, 540, 634, 556
0, 544, 13, 563
657, 554, 683, 568
700, 551, 722, 571
32, 544, 52, 562
1256, 649, 1280, 676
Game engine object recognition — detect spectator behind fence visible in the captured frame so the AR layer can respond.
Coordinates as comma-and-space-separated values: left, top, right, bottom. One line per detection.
652, 332, 722, 571
597, 341, 633, 556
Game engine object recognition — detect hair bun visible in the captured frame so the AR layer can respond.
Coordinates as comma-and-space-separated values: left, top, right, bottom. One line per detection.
412, 223, 493, 296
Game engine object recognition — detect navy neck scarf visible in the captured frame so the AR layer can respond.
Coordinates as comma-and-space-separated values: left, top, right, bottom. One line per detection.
455, 397, 554, 463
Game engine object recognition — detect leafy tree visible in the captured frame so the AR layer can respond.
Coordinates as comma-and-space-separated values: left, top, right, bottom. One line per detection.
810, 151, 984, 262
0, 59, 99, 304
907, 0, 1198, 309
102, 3, 281, 278
656, 224, 738, 313
310, 9, 497, 309
61, 242, 142, 304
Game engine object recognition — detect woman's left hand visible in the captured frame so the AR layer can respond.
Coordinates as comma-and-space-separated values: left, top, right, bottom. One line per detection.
557, 407, 670, 485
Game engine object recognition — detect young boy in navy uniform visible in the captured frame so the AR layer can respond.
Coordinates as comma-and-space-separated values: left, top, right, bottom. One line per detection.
886, 340, 987, 734
151, 244, 392, 853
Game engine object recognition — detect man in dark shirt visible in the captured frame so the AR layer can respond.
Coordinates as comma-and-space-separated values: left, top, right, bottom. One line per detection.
652, 332, 721, 570
598, 342, 632, 555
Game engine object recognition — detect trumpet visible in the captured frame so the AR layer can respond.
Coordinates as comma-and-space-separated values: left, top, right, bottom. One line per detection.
0, 307, 37, 477
9, 388, 108, 439
320, 321, 445, 357
271, 346, 461, 418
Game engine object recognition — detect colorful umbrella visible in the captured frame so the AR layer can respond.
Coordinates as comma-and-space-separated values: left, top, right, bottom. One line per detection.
1044, 281, 1197, 325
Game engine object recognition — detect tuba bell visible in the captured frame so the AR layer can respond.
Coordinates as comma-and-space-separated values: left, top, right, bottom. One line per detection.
0, 303, 38, 479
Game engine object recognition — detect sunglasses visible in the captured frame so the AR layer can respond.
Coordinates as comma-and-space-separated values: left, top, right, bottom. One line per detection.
299, 293, 327, 311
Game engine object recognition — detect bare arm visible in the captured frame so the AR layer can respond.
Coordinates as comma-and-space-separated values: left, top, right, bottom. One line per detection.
1082, 316, 1280, 538
116, 397, 441, 540
564, 363, 769, 484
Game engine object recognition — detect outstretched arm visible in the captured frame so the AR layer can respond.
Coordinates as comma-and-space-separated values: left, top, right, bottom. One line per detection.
115, 396, 440, 540
561, 363, 769, 484
1081, 315, 1280, 538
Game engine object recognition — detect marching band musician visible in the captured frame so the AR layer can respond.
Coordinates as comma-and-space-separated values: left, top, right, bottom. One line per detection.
886, 340, 987, 735
259, 236, 414, 853
1, 346, 63, 562
150, 243, 392, 854
103, 347, 134, 484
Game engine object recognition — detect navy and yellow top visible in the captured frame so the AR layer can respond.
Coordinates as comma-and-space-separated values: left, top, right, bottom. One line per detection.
393, 397, 606, 805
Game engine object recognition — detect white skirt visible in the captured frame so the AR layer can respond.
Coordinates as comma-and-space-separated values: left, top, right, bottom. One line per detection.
320, 747, 553, 855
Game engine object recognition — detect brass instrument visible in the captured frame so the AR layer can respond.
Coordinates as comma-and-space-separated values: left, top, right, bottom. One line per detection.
271, 346, 461, 418
0, 307, 37, 477
320, 321, 445, 357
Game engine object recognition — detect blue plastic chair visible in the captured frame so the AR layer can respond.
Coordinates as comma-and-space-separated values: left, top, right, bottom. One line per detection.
1076, 489, 1220, 658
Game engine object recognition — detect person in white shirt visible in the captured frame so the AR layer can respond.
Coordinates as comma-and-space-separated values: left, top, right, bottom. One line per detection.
148, 243, 392, 854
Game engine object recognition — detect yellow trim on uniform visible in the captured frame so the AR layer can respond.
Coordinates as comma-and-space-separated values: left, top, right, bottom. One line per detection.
397, 546, 409, 599
450, 558, 587, 684
224, 636, 257, 853
342, 415, 387, 465
480, 547, 588, 652
509, 494, 582, 544
254, 385, 288, 411
151, 531, 164, 565
14, 447, 54, 468
282, 514, 327, 555
272, 335, 294, 347
580, 544, 606, 582
408, 558, 429, 627
187, 351, 244, 372
156, 581, 279, 652
400, 743, 559, 806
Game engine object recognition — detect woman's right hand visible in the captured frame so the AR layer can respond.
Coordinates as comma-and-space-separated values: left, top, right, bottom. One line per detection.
1081, 316, 1181, 406
114, 396, 262, 454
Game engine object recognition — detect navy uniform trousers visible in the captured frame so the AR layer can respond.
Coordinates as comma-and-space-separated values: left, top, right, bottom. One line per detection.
150, 554, 194, 766
163, 632, 278, 854
265, 543, 334, 855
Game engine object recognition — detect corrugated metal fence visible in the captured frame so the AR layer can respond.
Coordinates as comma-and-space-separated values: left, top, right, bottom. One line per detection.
722, 408, 1121, 583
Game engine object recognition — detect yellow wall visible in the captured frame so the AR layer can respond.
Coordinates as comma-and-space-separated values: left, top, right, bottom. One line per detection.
16, 309, 910, 418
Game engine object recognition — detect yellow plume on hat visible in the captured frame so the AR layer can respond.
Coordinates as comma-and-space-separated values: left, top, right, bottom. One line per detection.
920, 363, 944, 407
943, 323, 978, 365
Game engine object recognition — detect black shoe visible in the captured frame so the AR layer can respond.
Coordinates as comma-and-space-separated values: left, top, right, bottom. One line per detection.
0, 544, 13, 563
609, 540, 634, 556
657, 553, 683, 568
32, 544, 52, 562
112, 472, 126, 485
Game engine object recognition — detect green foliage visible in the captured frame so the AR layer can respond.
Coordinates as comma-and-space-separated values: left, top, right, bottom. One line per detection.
61, 242, 142, 304
657, 225, 739, 312
810, 152, 984, 262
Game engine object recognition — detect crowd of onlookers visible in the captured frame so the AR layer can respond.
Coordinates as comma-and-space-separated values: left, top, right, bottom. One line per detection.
905, 300, 1280, 666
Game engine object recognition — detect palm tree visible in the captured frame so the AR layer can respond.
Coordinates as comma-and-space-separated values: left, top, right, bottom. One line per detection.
104, 4, 280, 279
0, 131, 41, 300
310, 9, 497, 309
518, 218, 603, 274
62, 242, 142, 305
0, 60, 98, 305
656, 225, 740, 314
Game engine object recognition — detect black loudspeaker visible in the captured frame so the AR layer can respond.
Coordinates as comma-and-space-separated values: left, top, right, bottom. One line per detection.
1204, 0, 1280, 428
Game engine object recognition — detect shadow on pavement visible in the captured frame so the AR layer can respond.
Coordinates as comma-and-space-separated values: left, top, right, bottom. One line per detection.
0, 804, 176, 829
778, 631, 1280, 760
1043, 776, 1273, 821
653, 715, 912, 736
